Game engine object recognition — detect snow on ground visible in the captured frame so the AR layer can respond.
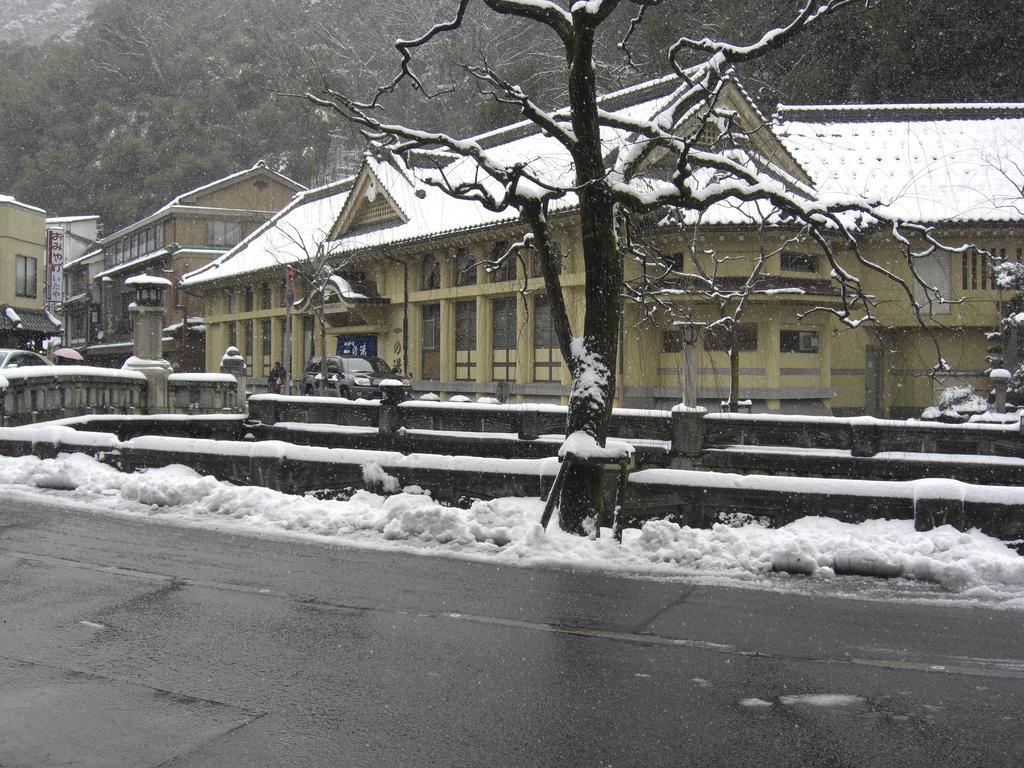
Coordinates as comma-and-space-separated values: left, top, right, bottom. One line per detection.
1, 452, 1023, 608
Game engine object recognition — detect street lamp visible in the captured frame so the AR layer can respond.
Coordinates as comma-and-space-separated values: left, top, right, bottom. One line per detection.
675, 320, 705, 408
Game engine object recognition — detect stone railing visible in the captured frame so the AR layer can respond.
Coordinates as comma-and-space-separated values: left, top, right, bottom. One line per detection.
0, 367, 243, 426
0, 366, 148, 427
2, 423, 1021, 539
167, 373, 241, 414
248, 395, 1023, 459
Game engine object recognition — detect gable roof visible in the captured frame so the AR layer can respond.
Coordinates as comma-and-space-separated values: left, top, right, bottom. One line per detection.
181, 178, 356, 286
328, 161, 408, 239
100, 161, 307, 245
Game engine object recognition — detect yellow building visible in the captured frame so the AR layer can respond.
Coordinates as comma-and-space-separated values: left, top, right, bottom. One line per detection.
81, 162, 304, 370
181, 81, 1024, 417
0, 194, 62, 349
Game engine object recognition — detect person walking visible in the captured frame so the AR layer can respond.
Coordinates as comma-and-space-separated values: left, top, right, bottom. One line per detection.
268, 361, 287, 394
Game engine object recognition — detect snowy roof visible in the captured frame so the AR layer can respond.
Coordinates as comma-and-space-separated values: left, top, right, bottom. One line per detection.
95, 246, 224, 281
46, 214, 99, 224
100, 161, 307, 244
124, 274, 172, 287
775, 103, 1024, 224
63, 247, 104, 270
181, 178, 356, 285
182, 80, 1024, 288
0, 194, 45, 215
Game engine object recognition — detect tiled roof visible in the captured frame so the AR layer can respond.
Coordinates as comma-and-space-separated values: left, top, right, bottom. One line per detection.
775, 104, 1024, 224
0, 305, 62, 334
182, 79, 1024, 287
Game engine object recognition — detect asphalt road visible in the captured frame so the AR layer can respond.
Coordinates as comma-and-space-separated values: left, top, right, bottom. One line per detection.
0, 491, 1022, 768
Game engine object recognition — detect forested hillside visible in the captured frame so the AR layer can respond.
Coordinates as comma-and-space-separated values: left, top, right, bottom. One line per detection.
1, 0, 1021, 234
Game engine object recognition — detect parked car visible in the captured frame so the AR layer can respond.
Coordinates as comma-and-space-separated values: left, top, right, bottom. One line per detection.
0, 348, 53, 370
302, 355, 411, 400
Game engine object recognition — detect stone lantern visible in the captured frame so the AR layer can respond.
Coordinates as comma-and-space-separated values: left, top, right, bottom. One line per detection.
674, 320, 706, 408
122, 274, 173, 413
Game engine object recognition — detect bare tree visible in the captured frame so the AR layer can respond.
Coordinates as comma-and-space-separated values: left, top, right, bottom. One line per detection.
306, 0, 969, 534
270, 220, 351, 396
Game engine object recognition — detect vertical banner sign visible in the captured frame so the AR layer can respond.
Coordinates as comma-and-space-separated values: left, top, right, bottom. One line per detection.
46, 228, 65, 309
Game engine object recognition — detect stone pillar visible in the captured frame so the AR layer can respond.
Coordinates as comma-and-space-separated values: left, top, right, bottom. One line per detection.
990, 368, 1011, 414
122, 275, 173, 414
669, 405, 707, 469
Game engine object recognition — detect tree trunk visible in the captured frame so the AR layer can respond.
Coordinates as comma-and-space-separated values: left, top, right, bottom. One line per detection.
728, 337, 740, 411
557, 20, 623, 535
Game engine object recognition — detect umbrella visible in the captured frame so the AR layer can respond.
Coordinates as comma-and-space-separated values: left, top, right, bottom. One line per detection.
54, 347, 84, 362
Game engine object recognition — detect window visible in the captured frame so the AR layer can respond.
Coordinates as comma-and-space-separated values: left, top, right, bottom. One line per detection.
119, 292, 133, 333
492, 296, 517, 381
489, 241, 516, 283
533, 294, 562, 382
261, 282, 272, 309
964, 248, 1000, 290
15, 255, 37, 298
455, 300, 476, 350
227, 322, 237, 349
662, 331, 685, 353
780, 251, 819, 273
226, 291, 237, 314
455, 300, 477, 381
244, 321, 254, 369
660, 252, 683, 273
261, 318, 272, 373
454, 248, 477, 287
914, 251, 952, 315
780, 329, 819, 353
530, 240, 563, 278
421, 254, 441, 290
207, 220, 243, 247
533, 294, 560, 349
243, 287, 253, 313
421, 303, 440, 380
704, 323, 758, 352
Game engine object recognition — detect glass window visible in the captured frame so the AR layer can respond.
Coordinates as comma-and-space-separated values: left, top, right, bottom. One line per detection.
228, 322, 237, 348
489, 241, 515, 283
454, 248, 477, 287
15, 255, 37, 297
261, 282, 272, 309
421, 303, 441, 380
243, 287, 253, 313
530, 240, 563, 278
533, 294, 559, 348
421, 254, 441, 290
244, 321, 253, 368
662, 331, 684, 353
421, 304, 441, 351
455, 300, 476, 350
261, 318, 272, 356
780, 329, 819, 353
208, 220, 243, 247
704, 323, 757, 352
226, 290, 236, 314
780, 251, 819, 273
492, 296, 517, 349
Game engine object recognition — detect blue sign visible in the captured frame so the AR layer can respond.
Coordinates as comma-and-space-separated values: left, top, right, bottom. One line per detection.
337, 335, 377, 358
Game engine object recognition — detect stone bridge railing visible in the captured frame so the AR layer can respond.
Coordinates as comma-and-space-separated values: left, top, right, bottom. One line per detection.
0, 367, 241, 426
247, 395, 1024, 460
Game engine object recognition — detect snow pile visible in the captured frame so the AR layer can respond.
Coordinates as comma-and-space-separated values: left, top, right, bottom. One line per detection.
1, 452, 1022, 605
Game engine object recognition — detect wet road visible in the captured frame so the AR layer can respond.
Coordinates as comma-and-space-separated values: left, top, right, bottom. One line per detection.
1, 491, 1022, 767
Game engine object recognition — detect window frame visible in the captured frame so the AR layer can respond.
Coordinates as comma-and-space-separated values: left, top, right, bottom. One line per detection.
780, 251, 819, 274
15, 254, 37, 298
